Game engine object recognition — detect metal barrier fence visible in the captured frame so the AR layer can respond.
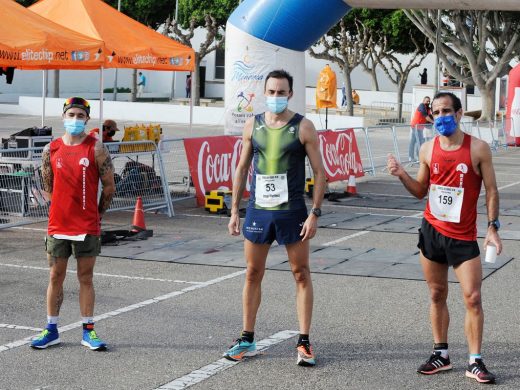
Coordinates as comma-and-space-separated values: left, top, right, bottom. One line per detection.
0, 147, 48, 229
461, 119, 509, 152
108, 140, 172, 216
158, 138, 195, 207
0, 140, 174, 229
364, 125, 399, 173
369, 101, 412, 125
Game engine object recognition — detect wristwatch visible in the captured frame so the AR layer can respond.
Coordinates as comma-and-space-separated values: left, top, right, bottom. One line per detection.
488, 219, 500, 231
310, 208, 322, 217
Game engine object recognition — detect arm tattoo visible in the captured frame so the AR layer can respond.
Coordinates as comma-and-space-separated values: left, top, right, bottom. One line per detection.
98, 191, 114, 215
41, 144, 54, 194
95, 141, 116, 216
95, 142, 115, 177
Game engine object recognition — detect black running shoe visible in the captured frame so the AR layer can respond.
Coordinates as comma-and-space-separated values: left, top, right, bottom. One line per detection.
417, 351, 453, 374
465, 359, 496, 383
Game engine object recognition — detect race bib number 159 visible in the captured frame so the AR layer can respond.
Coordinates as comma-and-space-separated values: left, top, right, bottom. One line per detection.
428, 184, 464, 223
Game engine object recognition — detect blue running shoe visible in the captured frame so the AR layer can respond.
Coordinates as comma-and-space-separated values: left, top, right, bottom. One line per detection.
81, 329, 107, 351
223, 338, 257, 361
30, 328, 60, 349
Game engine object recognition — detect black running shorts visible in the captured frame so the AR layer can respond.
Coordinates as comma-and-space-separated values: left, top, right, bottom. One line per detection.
417, 218, 480, 267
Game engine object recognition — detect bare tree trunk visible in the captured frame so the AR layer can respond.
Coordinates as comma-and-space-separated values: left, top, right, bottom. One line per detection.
342, 68, 354, 116
478, 81, 496, 122
397, 82, 405, 120
53, 70, 59, 98
131, 69, 137, 102
370, 67, 379, 91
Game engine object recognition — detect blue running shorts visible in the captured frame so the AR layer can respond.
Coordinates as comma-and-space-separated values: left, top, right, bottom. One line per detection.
242, 207, 308, 245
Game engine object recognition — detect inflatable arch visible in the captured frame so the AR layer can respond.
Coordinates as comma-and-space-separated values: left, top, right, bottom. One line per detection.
224, 0, 520, 134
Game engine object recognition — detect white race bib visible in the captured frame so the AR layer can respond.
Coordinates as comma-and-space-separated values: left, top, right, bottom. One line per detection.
428, 184, 464, 223
255, 173, 288, 207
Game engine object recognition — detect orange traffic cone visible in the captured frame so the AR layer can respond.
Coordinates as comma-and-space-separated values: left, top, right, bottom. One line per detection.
131, 196, 146, 232
345, 174, 357, 195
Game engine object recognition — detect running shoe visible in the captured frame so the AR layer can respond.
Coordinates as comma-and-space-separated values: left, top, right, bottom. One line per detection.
465, 359, 496, 383
223, 338, 257, 361
417, 351, 452, 374
30, 328, 60, 349
81, 329, 107, 351
296, 343, 316, 367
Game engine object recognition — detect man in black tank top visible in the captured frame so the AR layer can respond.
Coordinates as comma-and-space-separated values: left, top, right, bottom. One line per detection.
223, 70, 326, 367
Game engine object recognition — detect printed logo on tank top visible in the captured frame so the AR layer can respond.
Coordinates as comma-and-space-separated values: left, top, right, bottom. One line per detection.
456, 163, 468, 188
433, 163, 439, 175
79, 156, 89, 210
288, 126, 296, 134
56, 158, 63, 169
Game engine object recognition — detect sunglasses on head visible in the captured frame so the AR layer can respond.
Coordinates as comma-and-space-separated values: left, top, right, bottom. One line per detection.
64, 97, 90, 108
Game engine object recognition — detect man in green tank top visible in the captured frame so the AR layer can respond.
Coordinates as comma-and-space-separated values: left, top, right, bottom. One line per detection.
223, 70, 326, 366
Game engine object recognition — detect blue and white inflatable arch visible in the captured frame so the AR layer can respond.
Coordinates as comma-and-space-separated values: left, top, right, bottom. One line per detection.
224, 0, 518, 134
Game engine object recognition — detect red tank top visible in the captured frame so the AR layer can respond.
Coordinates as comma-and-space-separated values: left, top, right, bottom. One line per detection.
47, 135, 100, 236
424, 133, 482, 241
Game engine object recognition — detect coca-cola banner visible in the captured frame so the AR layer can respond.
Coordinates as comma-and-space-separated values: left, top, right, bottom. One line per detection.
318, 129, 364, 181
184, 136, 250, 206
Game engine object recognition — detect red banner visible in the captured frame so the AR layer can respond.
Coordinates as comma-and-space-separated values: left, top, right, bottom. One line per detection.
183, 136, 250, 206
318, 129, 364, 182
184, 130, 364, 207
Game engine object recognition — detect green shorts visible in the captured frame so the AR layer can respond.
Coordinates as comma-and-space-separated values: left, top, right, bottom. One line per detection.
45, 235, 101, 259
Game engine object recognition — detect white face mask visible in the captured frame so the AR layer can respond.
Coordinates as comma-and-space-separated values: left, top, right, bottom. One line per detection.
63, 119, 86, 135
265, 96, 288, 114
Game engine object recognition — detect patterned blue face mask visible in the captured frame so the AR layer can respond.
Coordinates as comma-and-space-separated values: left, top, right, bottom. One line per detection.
63, 119, 86, 135
266, 96, 288, 114
434, 115, 457, 136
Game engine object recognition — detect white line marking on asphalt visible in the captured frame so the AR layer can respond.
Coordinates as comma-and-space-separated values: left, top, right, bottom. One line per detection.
322, 231, 370, 247
11, 226, 46, 231
497, 180, 520, 191
0, 324, 43, 332
410, 211, 424, 218
155, 330, 299, 390
0, 269, 246, 353
0, 263, 204, 285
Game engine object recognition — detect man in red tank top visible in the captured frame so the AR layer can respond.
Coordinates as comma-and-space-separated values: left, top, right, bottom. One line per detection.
387, 92, 501, 384
409, 96, 434, 162
30, 97, 115, 351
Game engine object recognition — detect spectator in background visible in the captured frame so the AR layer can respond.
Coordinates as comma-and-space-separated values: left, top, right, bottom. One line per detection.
419, 68, 428, 85
90, 119, 120, 143
341, 83, 347, 107
409, 96, 434, 162
352, 89, 360, 105
137, 72, 146, 98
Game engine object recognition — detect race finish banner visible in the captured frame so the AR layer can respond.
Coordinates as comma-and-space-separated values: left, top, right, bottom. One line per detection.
184, 136, 251, 206
318, 129, 364, 181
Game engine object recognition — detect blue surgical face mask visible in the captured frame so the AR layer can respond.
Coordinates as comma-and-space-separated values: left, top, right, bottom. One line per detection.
266, 96, 289, 114
434, 115, 458, 136
64, 119, 86, 135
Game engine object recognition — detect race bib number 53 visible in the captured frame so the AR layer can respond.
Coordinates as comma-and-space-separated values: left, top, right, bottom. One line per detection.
428, 184, 464, 223
255, 173, 288, 208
